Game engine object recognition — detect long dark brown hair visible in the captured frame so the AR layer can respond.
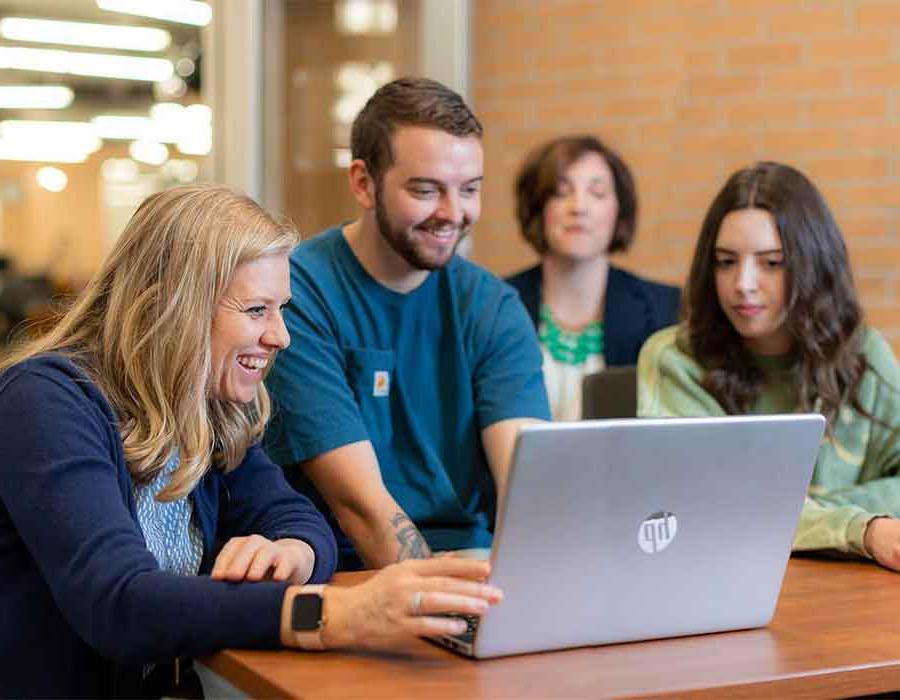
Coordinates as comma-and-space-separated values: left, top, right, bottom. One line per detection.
683, 161, 868, 429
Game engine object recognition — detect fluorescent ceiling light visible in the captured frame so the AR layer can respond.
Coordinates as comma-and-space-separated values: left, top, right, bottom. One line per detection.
130, 140, 168, 165
0, 121, 102, 165
36, 166, 68, 192
0, 85, 73, 109
0, 140, 92, 163
0, 46, 173, 82
97, 0, 212, 27
101, 157, 139, 183
0, 17, 170, 52
93, 104, 211, 146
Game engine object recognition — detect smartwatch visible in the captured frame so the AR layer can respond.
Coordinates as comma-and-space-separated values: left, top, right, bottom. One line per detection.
289, 584, 327, 650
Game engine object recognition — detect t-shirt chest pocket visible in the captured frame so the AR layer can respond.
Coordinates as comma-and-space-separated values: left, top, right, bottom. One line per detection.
344, 347, 396, 449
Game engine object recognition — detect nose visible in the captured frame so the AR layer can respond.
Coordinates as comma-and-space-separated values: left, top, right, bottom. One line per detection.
262, 310, 290, 350
565, 187, 587, 214
436, 191, 463, 225
736, 258, 758, 295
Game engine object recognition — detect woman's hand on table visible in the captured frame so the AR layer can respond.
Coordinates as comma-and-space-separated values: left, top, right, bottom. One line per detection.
212, 535, 315, 584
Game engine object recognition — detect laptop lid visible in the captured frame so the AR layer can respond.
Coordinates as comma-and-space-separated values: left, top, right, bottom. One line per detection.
581, 366, 637, 419
471, 414, 825, 659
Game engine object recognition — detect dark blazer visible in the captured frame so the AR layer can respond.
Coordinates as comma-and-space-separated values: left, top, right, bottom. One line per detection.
505, 264, 681, 367
0, 354, 337, 698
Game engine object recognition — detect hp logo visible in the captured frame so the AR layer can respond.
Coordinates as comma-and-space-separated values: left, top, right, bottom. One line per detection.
638, 511, 677, 554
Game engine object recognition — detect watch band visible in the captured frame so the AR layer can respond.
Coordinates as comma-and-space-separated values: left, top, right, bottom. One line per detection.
290, 584, 327, 650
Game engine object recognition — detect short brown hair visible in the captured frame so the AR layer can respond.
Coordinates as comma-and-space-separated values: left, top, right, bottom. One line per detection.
514, 135, 637, 255
350, 76, 483, 184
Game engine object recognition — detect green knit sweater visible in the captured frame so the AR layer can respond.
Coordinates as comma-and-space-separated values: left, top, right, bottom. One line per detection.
638, 324, 900, 557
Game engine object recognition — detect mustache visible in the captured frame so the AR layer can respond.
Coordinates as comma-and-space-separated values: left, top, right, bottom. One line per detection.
414, 214, 471, 234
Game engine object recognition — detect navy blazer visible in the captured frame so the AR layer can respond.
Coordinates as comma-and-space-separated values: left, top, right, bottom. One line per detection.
505, 264, 681, 367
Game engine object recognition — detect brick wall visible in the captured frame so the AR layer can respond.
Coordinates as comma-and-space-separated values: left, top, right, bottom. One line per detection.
471, 0, 900, 345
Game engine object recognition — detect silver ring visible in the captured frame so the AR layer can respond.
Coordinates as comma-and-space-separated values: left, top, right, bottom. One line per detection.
410, 591, 425, 616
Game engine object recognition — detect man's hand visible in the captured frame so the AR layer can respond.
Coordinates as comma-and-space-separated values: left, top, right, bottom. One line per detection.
211, 535, 315, 584
864, 517, 900, 571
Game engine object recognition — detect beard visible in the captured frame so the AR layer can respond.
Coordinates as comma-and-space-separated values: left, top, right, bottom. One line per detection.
374, 188, 469, 271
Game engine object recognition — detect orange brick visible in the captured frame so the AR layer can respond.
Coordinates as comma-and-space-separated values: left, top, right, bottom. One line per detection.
533, 49, 596, 73
841, 185, 900, 209
678, 129, 762, 155
676, 103, 723, 129
688, 75, 760, 98
809, 94, 889, 122
850, 65, 900, 90
557, 75, 635, 94
601, 44, 672, 68
849, 245, 900, 269
726, 99, 804, 127
601, 96, 666, 120
764, 129, 843, 153
685, 49, 721, 72
856, 275, 892, 305
846, 125, 900, 150
629, 124, 677, 152
810, 37, 891, 63
728, 42, 803, 69
856, 3, 900, 29
767, 7, 846, 35
807, 155, 890, 182
639, 71, 683, 94
840, 214, 893, 238
692, 16, 765, 42
633, 16, 688, 40
557, 19, 628, 44
763, 68, 843, 93
861, 307, 900, 332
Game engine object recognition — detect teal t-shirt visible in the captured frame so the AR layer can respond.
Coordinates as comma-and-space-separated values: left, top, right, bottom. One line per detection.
265, 227, 550, 563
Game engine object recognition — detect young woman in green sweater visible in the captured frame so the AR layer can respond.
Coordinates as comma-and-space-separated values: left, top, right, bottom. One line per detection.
638, 161, 900, 571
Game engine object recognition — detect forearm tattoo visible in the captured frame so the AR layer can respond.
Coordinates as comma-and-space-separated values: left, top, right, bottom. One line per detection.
390, 512, 431, 561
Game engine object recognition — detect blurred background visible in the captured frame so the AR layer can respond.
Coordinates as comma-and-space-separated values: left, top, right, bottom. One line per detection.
2, 1, 900, 349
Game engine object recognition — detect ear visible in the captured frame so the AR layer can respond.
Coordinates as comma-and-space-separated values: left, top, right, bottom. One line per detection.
348, 159, 376, 210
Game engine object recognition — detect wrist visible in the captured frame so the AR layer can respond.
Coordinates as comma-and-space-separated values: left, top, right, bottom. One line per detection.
319, 585, 354, 650
280, 584, 328, 650
864, 515, 889, 559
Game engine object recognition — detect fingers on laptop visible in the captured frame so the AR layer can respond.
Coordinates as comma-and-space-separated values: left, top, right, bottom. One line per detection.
403, 556, 492, 580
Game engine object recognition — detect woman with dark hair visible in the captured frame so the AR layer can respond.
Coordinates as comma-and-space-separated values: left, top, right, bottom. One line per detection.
638, 161, 900, 571
507, 135, 680, 420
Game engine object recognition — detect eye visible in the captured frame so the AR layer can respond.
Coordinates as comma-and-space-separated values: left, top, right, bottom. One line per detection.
461, 183, 481, 197
589, 187, 610, 200
714, 257, 736, 269
764, 257, 785, 269
553, 181, 572, 198
244, 305, 266, 318
409, 186, 438, 198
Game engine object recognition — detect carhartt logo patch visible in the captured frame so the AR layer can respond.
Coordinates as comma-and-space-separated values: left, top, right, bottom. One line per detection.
373, 370, 390, 397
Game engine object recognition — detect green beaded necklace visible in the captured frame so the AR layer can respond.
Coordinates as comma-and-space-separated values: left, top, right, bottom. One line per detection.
538, 303, 604, 366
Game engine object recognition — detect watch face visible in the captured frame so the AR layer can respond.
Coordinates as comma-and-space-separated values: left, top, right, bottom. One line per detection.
291, 593, 324, 631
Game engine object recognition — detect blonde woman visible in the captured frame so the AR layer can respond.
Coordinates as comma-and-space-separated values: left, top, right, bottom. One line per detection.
0, 184, 501, 698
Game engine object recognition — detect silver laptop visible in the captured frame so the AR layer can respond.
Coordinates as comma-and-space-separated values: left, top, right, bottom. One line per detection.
435, 414, 825, 658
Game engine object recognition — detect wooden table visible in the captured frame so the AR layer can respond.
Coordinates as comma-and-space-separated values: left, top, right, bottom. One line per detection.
200, 558, 900, 699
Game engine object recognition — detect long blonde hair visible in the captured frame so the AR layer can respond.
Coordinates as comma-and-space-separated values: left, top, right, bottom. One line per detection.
0, 184, 300, 500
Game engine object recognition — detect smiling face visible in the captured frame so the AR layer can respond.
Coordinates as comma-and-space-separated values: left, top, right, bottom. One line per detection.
372, 125, 483, 271
714, 208, 792, 356
209, 253, 291, 403
541, 152, 620, 263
